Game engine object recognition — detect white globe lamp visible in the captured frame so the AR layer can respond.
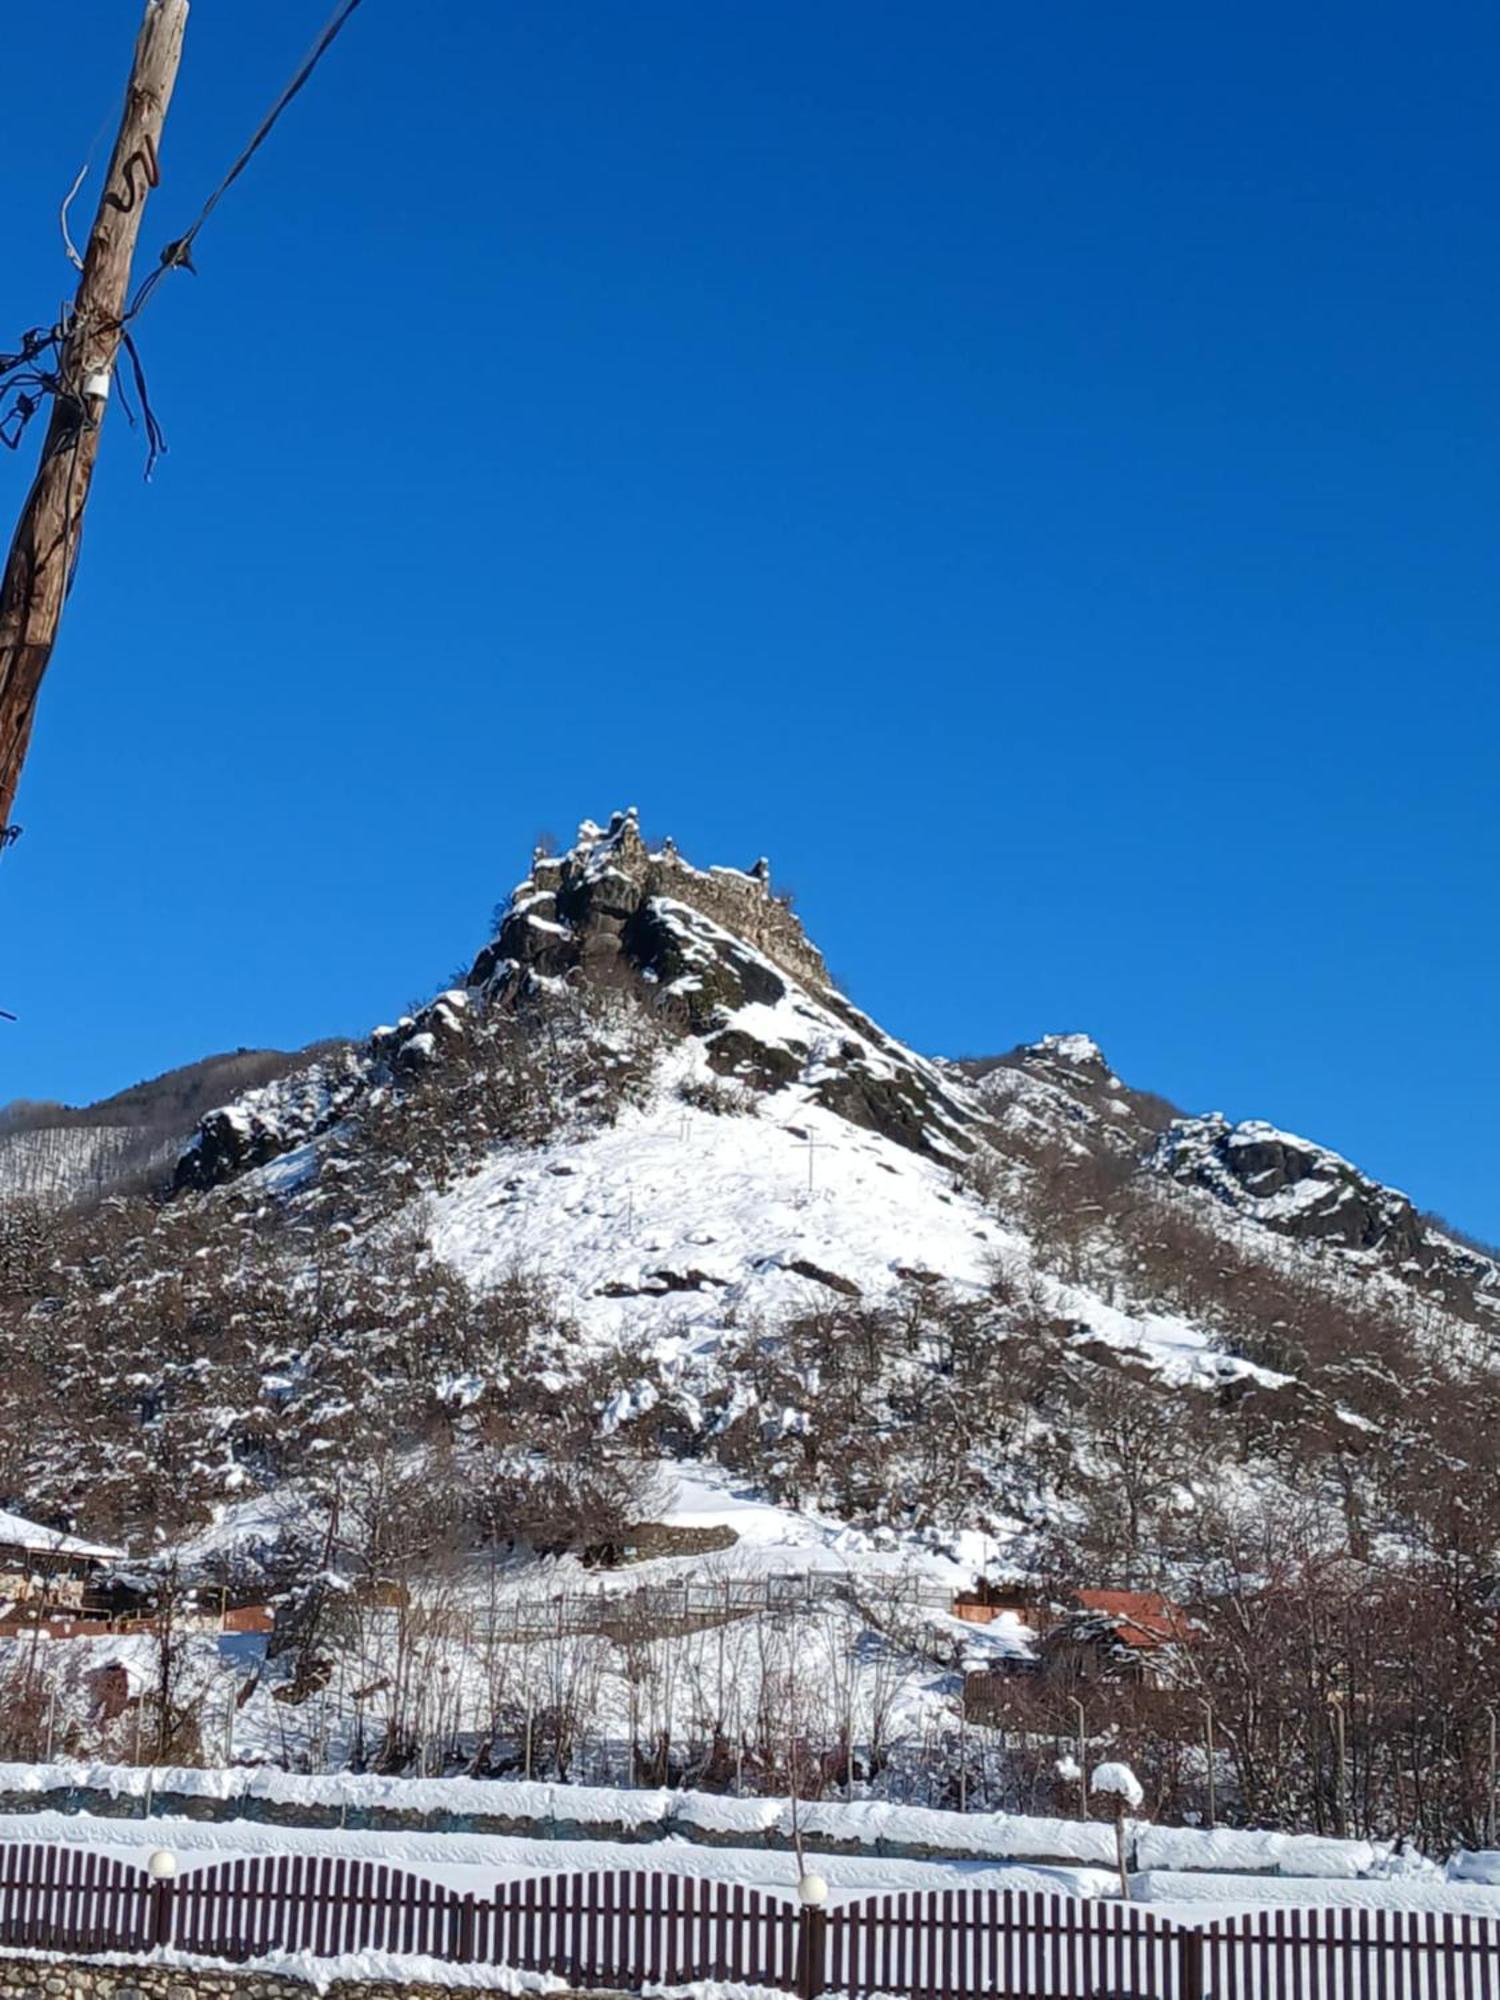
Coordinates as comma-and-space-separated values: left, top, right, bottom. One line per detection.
797, 1872, 828, 1907
147, 1849, 177, 1881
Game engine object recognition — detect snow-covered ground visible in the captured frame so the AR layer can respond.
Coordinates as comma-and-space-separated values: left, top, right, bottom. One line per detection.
3, 1770, 1494, 1913
0, 1809, 1113, 1902
430, 1070, 999, 1346
3, 1803, 1500, 1974
425, 1037, 1281, 1404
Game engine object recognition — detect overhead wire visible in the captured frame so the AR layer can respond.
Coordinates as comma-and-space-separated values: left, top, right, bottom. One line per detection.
127, 0, 368, 323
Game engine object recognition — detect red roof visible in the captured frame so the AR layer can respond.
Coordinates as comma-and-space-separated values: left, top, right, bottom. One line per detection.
1073, 1589, 1193, 1649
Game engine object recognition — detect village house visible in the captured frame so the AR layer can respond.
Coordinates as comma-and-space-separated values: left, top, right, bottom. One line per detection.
959, 1583, 1196, 1719
0, 1505, 121, 1621
1040, 1588, 1195, 1689
951, 1578, 1050, 1628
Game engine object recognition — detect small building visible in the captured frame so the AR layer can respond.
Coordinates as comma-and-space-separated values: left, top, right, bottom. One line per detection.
0, 1506, 121, 1616
952, 1579, 1049, 1628
1041, 1588, 1194, 1688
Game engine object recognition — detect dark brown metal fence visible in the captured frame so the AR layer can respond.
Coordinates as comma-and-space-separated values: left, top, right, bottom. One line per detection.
2, 1841, 1498, 1997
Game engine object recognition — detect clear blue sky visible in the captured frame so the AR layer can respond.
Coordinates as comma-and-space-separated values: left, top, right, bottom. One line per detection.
3, 2, 1497, 1237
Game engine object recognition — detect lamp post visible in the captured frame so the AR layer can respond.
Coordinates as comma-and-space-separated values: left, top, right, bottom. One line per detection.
796, 1872, 829, 2000
1071, 1697, 1088, 1819
1201, 1699, 1217, 1830
147, 1848, 176, 1952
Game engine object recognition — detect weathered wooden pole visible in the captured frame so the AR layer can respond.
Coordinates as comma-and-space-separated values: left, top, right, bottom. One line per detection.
0, 0, 190, 836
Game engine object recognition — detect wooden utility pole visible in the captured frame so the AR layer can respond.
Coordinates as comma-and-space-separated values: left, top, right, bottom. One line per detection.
0, 0, 189, 837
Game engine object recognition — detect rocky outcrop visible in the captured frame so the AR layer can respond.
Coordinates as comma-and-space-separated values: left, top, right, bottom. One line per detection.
176, 1048, 370, 1193
1150, 1113, 1500, 1317
468, 808, 830, 1000
958, 1033, 1176, 1155
1152, 1115, 1429, 1259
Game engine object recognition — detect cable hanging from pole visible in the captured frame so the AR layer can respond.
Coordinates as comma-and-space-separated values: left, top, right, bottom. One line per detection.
3, 0, 368, 459
128, 0, 368, 322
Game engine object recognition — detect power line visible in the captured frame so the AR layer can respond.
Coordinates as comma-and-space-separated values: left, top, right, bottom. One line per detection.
128, 0, 369, 321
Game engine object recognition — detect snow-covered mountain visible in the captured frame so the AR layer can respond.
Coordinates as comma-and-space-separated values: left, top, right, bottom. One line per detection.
5, 806, 1494, 1565
165, 810, 1330, 1393
4, 808, 1500, 1843
0, 811, 1483, 1538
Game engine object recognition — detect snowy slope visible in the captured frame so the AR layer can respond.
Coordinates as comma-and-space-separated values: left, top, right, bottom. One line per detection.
0, 1124, 174, 1208
421, 1038, 1278, 1399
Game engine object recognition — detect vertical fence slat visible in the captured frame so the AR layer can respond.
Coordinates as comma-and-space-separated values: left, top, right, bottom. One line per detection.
715, 1878, 731, 1993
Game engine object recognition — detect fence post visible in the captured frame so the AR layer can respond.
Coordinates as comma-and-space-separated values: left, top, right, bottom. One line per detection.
1178, 1926, 1205, 2000
797, 1905, 827, 2000
151, 1877, 175, 1952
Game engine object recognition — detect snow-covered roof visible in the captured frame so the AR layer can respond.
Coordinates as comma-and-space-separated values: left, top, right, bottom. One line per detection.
1073, 1588, 1193, 1649
0, 1506, 121, 1562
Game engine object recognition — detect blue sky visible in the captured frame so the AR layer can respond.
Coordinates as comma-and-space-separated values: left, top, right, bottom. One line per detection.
2, 2, 1497, 1237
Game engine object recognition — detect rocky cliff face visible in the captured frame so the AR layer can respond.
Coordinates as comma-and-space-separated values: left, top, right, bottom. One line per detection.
1150, 1113, 1500, 1317
960, 1032, 1178, 1155
1151, 1115, 1423, 1254
176, 1046, 370, 1191
472, 809, 831, 1000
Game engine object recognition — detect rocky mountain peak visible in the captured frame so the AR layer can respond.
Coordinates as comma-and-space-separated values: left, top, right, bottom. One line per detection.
467, 807, 831, 1002
177, 809, 973, 1192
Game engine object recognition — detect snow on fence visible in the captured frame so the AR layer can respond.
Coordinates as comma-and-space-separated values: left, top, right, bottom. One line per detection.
2, 1842, 1499, 1998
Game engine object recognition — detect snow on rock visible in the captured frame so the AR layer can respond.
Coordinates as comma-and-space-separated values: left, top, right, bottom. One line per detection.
177, 1048, 369, 1192
1148, 1116, 1500, 1318
1150, 1116, 1422, 1250
1030, 1034, 1111, 1071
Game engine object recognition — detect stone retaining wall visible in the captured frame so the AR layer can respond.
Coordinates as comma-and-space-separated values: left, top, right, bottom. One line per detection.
0, 1961, 558, 1999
